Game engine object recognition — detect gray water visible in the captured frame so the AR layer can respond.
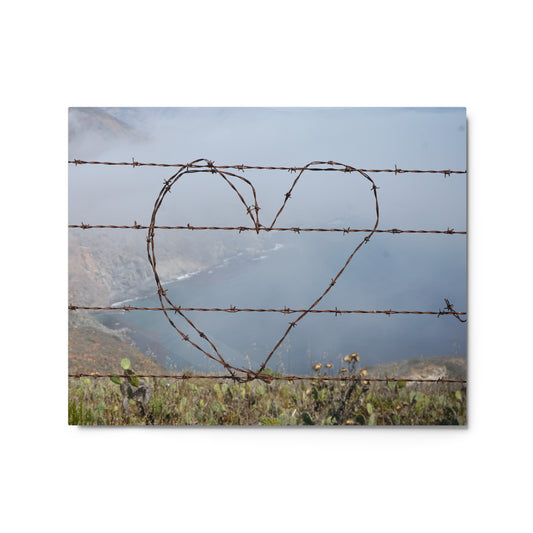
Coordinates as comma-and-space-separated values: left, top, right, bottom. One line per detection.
97, 229, 467, 374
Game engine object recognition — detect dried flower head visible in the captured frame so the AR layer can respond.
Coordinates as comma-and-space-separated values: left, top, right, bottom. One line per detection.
344, 355, 351, 362
359, 369, 368, 377
350, 353, 360, 362
312, 363, 322, 372
325, 363, 332, 369
339, 368, 348, 373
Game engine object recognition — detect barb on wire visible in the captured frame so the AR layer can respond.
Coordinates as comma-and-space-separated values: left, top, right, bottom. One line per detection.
439, 298, 467, 323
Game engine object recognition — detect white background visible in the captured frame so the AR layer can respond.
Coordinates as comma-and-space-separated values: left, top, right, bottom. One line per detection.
2, 1, 531, 532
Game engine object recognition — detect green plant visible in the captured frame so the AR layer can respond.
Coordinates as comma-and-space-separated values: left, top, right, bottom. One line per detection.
68, 360, 467, 426
108, 358, 153, 419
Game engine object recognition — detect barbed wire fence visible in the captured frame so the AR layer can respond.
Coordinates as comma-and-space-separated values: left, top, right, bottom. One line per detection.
68, 159, 467, 385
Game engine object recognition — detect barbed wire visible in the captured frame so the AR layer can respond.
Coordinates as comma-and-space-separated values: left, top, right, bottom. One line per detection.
142, 159, 384, 379
69, 158, 467, 383
68, 301, 466, 321
69, 223, 466, 235
69, 158, 466, 177
68, 373, 466, 384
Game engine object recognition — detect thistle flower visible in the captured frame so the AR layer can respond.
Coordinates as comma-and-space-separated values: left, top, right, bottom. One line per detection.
359, 369, 368, 377
312, 363, 322, 372
350, 353, 360, 362
343, 355, 351, 362
339, 368, 348, 373
325, 363, 332, 369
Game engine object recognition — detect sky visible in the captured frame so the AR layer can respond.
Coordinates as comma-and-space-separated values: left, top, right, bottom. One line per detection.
69, 107, 467, 371
69, 107, 466, 227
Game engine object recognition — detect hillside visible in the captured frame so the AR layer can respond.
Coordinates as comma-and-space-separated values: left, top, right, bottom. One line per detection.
69, 106, 145, 141
68, 107, 152, 161
69, 325, 168, 375
69, 229, 267, 306
68, 229, 205, 374
367, 355, 467, 381
69, 230, 204, 306
68, 228, 267, 373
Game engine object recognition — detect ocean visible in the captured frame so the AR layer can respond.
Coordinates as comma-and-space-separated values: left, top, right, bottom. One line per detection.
97, 232, 467, 374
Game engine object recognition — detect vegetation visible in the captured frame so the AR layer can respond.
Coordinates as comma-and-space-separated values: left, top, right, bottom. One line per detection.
68, 355, 466, 426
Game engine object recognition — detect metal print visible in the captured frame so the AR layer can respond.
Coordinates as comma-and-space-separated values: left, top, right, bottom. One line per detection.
68, 107, 467, 426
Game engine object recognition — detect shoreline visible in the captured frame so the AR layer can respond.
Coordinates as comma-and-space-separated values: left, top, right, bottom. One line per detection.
108, 242, 286, 308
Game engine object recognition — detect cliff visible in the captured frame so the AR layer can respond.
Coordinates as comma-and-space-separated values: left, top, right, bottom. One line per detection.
69, 228, 266, 307
68, 228, 268, 371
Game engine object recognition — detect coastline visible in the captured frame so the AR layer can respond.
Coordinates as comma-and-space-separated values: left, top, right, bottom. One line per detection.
108, 242, 285, 308
93, 241, 287, 368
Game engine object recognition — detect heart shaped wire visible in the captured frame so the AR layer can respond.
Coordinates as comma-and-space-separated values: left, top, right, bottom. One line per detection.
146, 160, 380, 382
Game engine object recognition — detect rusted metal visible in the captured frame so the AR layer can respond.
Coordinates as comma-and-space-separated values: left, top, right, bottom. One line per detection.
439, 298, 467, 323
68, 373, 467, 384
142, 160, 384, 380
69, 158, 467, 383
68, 303, 466, 319
69, 158, 467, 176
69, 223, 466, 235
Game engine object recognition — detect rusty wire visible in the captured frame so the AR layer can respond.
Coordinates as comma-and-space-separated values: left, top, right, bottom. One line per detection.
68, 373, 466, 384
141, 159, 383, 380
69, 158, 466, 177
69, 223, 466, 235
68, 301, 466, 320
440, 298, 467, 323
69, 158, 467, 383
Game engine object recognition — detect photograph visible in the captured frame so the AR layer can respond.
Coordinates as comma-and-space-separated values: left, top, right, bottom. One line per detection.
68, 107, 467, 425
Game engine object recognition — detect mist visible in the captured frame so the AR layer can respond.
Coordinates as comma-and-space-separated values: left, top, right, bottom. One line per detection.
69, 107, 467, 373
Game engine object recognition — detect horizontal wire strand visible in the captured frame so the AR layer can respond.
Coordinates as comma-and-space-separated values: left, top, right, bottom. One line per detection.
68, 373, 466, 384
68, 304, 466, 318
69, 223, 466, 235
69, 159, 467, 176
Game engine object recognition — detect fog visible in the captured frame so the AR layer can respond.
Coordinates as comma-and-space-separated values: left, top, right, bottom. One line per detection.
69, 107, 467, 373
